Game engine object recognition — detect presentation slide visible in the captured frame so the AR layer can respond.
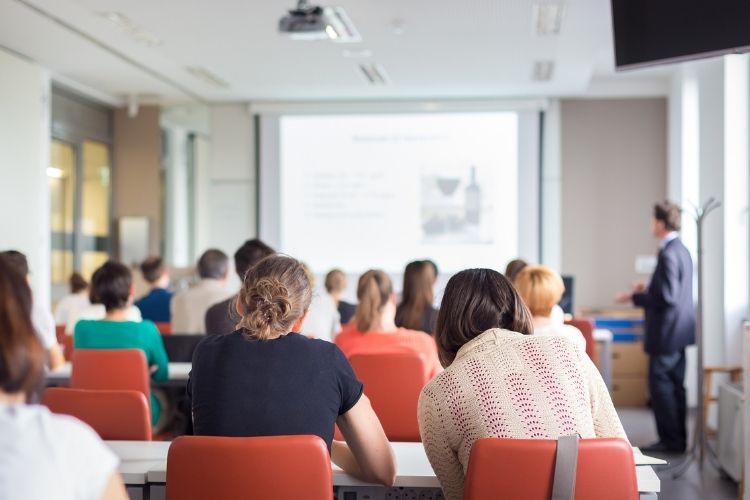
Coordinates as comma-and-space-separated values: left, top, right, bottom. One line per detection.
275, 112, 519, 274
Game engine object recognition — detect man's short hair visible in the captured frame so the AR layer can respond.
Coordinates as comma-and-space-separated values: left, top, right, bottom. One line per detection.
91, 261, 132, 312
197, 249, 229, 280
140, 256, 166, 284
325, 269, 346, 294
0, 250, 29, 276
234, 239, 274, 279
654, 201, 682, 232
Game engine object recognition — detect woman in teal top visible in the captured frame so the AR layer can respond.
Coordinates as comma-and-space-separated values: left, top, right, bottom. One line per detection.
73, 261, 169, 426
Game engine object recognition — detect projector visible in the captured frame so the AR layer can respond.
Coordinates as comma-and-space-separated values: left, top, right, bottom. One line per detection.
279, 0, 361, 42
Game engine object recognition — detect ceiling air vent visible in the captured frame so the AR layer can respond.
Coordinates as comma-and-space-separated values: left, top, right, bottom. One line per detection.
358, 64, 389, 85
532, 60, 555, 81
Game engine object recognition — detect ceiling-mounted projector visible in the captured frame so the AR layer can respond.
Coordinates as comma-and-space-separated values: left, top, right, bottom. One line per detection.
279, 0, 361, 42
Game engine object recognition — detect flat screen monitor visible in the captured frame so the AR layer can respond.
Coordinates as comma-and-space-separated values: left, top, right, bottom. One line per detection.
611, 0, 750, 69
559, 275, 574, 315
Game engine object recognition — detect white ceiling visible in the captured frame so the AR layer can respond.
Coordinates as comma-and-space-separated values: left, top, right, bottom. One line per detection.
0, 0, 674, 104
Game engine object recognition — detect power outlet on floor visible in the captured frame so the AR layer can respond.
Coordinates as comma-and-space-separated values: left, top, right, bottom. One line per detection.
385, 488, 402, 500
401, 488, 419, 500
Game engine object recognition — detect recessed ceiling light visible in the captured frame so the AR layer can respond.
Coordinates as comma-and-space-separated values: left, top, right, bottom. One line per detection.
342, 49, 373, 58
533, 3, 564, 35
532, 60, 555, 81
99, 11, 163, 47
185, 66, 230, 89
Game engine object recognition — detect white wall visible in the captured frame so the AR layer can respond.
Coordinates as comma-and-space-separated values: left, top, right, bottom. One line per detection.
668, 55, 750, 408
559, 98, 668, 310
201, 104, 257, 287
0, 49, 51, 306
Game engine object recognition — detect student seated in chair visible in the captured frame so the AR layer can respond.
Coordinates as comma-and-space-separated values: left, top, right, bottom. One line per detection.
188, 254, 396, 486
418, 268, 626, 500
135, 256, 173, 323
514, 265, 586, 352
74, 261, 169, 427
0, 255, 128, 500
335, 270, 442, 379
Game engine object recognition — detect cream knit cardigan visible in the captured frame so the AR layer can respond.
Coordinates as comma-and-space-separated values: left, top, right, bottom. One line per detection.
417, 328, 627, 500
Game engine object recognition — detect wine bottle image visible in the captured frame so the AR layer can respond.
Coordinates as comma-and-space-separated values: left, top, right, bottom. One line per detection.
464, 165, 481, 225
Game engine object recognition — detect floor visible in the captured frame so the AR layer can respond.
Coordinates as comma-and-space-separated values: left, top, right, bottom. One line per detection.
618, 408, 739, 500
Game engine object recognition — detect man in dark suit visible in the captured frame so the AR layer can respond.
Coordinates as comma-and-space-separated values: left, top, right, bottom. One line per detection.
204, 239, 274, 335
617, 201, 695, 453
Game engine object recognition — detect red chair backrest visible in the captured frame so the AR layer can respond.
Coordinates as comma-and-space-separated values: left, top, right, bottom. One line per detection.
71, 349, 150, 400
349, 351, 428, 442
42, 387, 152, 440
61, 335, 75, 361
464, 437, 638, 500
566, 318, 596, 363
166, 435, 333, 500
55, 325, 66, 343
155, 322, 172, 335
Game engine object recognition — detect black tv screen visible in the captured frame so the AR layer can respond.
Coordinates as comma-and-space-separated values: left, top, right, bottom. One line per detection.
611, 0, 750, 69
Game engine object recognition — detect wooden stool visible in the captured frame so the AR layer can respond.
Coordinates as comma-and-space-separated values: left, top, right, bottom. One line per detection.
703, 365, 742, 438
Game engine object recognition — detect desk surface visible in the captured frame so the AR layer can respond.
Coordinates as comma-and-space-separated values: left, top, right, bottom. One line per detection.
107, 441, 660, 493
46, 362, 191, 385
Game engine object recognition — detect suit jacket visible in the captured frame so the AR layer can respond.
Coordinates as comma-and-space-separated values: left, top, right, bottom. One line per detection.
632, 237, 695, 355
204, 294, 240, 336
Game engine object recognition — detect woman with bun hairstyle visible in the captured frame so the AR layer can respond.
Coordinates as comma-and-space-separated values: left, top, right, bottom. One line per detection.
187, 255, 396, 486
335, 270, 442, 379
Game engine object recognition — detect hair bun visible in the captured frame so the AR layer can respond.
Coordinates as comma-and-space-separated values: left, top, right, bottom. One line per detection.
240, 277, 293, 340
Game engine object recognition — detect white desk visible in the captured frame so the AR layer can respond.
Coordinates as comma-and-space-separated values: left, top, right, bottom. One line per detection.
107, 441, 661, 495
46, 362, 191, 386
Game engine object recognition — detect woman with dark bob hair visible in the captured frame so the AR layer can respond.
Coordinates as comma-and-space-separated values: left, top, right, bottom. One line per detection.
417, 269, 626, 500
0, 256, 128, 499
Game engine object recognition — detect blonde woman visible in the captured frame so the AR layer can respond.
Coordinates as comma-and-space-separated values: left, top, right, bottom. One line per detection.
514, 265, 586, 352
334, 269, 442, 379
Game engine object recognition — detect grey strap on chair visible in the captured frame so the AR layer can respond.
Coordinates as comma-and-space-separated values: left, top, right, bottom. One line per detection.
551, 434, 579, 500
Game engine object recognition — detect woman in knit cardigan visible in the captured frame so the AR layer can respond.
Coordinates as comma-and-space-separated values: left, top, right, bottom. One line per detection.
417, 268, 626, 500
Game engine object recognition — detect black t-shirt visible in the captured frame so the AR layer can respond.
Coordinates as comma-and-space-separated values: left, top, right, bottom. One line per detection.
187, 331, 363, 448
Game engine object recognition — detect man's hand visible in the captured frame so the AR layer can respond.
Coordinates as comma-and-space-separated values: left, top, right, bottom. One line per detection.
632, 281, 647, 293
614, 291, 633, 304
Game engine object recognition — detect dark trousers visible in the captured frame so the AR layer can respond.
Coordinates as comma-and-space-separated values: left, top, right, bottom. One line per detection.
648, 350, 687, 450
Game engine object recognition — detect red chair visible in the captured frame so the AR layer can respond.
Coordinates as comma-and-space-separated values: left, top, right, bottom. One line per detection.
42, 387, 152, 440
61, 335, 75, 361
155, 322, 172, 335
166, 435, 333, 500
464, 437, 638, 500
55, 325, 66, 343
70, 349, 151, 403
566, 318, 596, 363
349, 351, 428, 442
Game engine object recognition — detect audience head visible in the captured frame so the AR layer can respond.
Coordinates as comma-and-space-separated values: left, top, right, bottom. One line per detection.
397, 260, 434, 330
504, 258, 528, 282
325, 269, 347, 298
69, 272, 88, 294
424, 259, 439, 285
0, 255, 44, 398
513, 265, 565, 318
652, 200, 681, 236
236, 255, 312, 341
300, 262, 316, 289
140, 257, 168, 286
197, 249, 229, 280
0, 250, 29, 277
435, 268, 533, 367
90, 261, 134, 312
234, 239, 275, 280
355, 270, 394, 332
